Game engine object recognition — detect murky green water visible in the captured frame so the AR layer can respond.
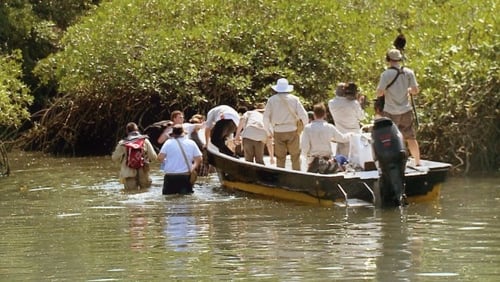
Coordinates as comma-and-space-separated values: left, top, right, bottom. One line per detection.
1, 150, 499, 281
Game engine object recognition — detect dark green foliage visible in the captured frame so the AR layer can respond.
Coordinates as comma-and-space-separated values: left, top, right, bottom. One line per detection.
418, 41, 499, 174
0, 0, 100, 112
13, 0, 500, 172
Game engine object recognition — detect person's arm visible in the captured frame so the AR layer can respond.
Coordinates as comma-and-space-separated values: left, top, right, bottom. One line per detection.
408, 86, 419, 95
300, 128, 311, 157
204, 109, 216, 147
157, 126, 171, 144
331, 126, 350, 144
407, 69, 419, 96
192, 156, 202, 172
145, 139, 158, 162
262, 111, 275, 164
296, 100, 309, 126
111, 142, 124, 162
357, 95, 369, 111
234, 116, 246, 144
194, 123, 203, 130
262, 102, 272, 134
376, 72, 386, 97
204, 127, 211, 147
327, 99, 335, 121
376, 88, 385, 97
354, 100, 366, 121
158, 152, 166, 163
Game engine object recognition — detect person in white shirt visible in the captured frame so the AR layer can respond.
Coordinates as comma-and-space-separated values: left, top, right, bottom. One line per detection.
328, 82, 366, 156
234, 102, 274, 165
157, 110, 201, 145
301, 103, 350, 173
158, 124, 202, 195
263, 78, 309, 170
204, 105, 240, 157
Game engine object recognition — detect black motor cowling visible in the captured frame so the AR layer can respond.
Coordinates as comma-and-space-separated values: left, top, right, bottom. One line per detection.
371, 117, 408, 207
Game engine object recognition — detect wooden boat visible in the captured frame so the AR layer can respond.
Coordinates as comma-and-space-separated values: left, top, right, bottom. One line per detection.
206, 118, 451, 207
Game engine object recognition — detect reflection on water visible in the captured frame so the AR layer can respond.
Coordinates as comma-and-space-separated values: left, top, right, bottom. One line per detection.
127, 205, 148, 251
163, 199, 201, 252
0, 150, 499, 281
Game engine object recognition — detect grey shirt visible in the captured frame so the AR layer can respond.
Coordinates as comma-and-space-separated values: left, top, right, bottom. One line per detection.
376, 64, 418, 115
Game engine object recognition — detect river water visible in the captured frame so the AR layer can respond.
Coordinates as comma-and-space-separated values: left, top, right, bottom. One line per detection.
0, 150, 499, 281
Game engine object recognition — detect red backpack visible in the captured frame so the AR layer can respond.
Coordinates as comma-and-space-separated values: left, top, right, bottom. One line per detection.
123, 138, 146, 169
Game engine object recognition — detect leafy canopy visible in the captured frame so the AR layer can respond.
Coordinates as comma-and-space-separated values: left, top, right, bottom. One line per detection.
28, 0, 499, 172
0, 50, 33, 127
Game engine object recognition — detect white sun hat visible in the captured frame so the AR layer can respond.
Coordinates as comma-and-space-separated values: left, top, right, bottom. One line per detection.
271, 78, 294, 93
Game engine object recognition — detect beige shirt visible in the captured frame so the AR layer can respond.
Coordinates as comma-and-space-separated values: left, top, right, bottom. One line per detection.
263, 93, 309, 133
240, 110, 269, 142
328, 97, 365, 133
111, 134, 157, 179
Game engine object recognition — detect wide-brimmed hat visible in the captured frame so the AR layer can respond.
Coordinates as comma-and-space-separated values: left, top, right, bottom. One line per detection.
254, 102, 266, 112
387, 49, 403, 61
271, 78, 294, 93
169, 124, 185, 137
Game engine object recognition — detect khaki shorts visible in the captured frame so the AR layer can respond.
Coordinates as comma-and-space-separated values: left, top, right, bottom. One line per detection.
383, 110, 416, 139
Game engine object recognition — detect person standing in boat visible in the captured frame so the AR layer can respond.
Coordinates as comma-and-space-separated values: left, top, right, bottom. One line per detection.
158, 124, 202, 195
204, 105, 240, 157
301, 103, 350, 173
328, 82, 366, 156
376, 48, 421, 166
112, 122, 157, 190
233, 106, 249, 157
263, 78, 309, 171
234, 102, 274, 165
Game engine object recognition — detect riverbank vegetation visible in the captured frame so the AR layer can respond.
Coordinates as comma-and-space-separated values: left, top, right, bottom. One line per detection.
0, 50, 32, 130
1, 0, 498, 173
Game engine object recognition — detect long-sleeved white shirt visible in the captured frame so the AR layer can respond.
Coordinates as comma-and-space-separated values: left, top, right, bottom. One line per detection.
238, 110, 269, 142
263, 93, 309, 133
300, 119, 349, 158
328, 97, 365, 133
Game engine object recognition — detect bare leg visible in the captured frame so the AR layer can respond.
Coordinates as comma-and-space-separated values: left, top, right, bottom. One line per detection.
406, 139, 420, 166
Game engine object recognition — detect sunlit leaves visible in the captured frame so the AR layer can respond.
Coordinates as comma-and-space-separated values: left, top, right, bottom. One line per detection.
0, 50, 33, 127
25, 0, 499, 169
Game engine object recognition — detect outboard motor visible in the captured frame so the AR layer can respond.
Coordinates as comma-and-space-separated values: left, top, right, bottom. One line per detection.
371, 117, 408, 207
